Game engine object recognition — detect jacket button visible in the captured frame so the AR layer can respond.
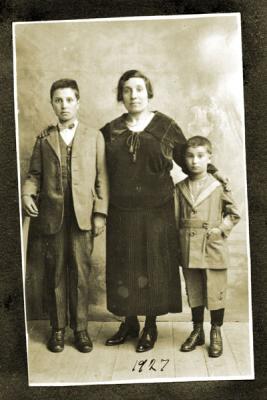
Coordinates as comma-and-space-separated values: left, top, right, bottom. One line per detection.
190, 231, 196, 237
136, 185, 141, 192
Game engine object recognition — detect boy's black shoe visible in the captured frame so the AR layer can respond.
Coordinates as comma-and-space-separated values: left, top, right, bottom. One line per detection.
47, 328, 65, 353
74, 330, 93, 353
136, 325, 158, 352
180, 323, 205, 352
209, 325, 223, 357
105, 322, 140, 346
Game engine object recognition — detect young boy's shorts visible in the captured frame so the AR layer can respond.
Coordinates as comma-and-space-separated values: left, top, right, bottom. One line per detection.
182, 268, 227, 310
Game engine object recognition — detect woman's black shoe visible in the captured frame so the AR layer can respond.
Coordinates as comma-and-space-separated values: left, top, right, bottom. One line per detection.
136, 325, 158, 352
105, 322, 140, 346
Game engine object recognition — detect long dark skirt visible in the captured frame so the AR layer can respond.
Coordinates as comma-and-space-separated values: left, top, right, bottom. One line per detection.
106, 199, 182, 316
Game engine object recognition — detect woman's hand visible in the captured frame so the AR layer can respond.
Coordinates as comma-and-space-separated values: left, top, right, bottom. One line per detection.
207, 227, 223, 240
22, 195, 39, 217
92, 213, 106, 237
213, 172, 231, 192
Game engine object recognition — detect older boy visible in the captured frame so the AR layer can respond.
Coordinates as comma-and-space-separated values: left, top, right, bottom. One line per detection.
22, 79, 109, 353
175, 136, 240, 357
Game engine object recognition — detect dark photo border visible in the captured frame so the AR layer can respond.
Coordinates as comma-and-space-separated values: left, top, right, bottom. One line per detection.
0, 1, 266, 399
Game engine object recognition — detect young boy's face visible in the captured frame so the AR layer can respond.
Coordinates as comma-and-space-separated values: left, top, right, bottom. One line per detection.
51, 88, 79, 123
185, 145, 211, 176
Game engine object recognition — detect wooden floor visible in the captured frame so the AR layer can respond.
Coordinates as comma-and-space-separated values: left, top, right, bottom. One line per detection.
27, 321, 254, 385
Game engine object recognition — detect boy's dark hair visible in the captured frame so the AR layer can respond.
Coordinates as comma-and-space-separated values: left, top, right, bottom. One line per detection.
50, 79, 80, 100
184, 135, 213, 154
117, 70, 153, 102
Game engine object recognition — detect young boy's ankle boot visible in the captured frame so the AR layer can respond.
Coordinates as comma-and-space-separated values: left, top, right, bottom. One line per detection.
180, 323, 205, 352
209, 324, 223, 357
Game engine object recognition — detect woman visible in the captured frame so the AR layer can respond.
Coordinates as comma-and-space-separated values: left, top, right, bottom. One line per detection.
101, 70, 217, 352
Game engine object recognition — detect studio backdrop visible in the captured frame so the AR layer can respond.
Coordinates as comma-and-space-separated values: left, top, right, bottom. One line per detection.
14, 15, 250, 322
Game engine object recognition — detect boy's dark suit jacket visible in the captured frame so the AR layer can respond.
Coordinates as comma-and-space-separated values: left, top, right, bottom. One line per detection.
22, 123, 109, 234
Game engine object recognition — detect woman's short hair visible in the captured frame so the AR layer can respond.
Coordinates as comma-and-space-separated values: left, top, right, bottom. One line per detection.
184, 136, 213, 154
50, 79, 80, 100
117, 70, 153, 102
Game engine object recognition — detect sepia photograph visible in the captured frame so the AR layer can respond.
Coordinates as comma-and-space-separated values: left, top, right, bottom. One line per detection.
13, 13, 254, 386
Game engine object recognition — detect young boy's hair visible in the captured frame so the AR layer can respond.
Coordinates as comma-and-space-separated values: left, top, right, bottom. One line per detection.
50, 79, 80, 100
184, 135, 213, 154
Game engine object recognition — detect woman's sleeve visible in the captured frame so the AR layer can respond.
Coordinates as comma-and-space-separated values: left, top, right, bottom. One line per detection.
174, 184, 180, 230
100, 123, 110, 142
169, 121, 187, 169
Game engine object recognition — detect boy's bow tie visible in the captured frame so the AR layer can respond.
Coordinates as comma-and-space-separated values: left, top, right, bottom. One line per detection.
58, 122, 75, 131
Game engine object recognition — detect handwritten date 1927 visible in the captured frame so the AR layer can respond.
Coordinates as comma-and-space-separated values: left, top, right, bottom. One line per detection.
132, 359, 170, 373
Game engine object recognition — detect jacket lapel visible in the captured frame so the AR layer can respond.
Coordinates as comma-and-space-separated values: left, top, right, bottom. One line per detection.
178, 179, 194, 207
178, 175, 221, 208
46, 126, 61, 164
72, 122, 87, 158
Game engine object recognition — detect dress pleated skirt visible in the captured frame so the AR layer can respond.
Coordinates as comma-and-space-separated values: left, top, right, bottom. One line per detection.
106, 198, 182, 316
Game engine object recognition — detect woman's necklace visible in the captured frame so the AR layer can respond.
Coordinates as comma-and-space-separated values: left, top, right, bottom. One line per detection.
126, 112, 154, 132
126, 119, 138, 128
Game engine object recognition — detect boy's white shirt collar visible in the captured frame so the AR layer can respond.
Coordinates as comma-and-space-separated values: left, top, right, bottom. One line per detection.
58, 120, 79, 145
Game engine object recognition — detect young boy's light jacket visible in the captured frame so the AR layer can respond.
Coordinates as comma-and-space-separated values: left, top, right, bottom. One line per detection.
175, 174, 240, 269
22, 123, 109, 235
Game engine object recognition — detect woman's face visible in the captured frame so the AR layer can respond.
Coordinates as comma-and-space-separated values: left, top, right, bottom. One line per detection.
122, 77, 149, 114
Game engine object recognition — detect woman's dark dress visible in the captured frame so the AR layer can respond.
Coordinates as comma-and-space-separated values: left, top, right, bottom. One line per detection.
101, 111, 187, 316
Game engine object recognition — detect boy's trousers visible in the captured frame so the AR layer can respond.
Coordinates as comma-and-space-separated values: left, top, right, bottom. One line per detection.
44, 203, 93, 331
43, 139, 93, 331
183, 268, 227, 310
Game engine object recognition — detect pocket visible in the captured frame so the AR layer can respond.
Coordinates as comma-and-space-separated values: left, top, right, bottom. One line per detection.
205, 235, 228, 267
207, 230, 224, 241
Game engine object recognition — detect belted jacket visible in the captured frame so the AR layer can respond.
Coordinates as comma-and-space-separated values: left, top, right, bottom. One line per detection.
174, 174, 241, 269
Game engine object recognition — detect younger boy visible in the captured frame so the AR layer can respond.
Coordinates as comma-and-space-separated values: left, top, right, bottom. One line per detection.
175, 136, 240, 357
22, 79, 109, 353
